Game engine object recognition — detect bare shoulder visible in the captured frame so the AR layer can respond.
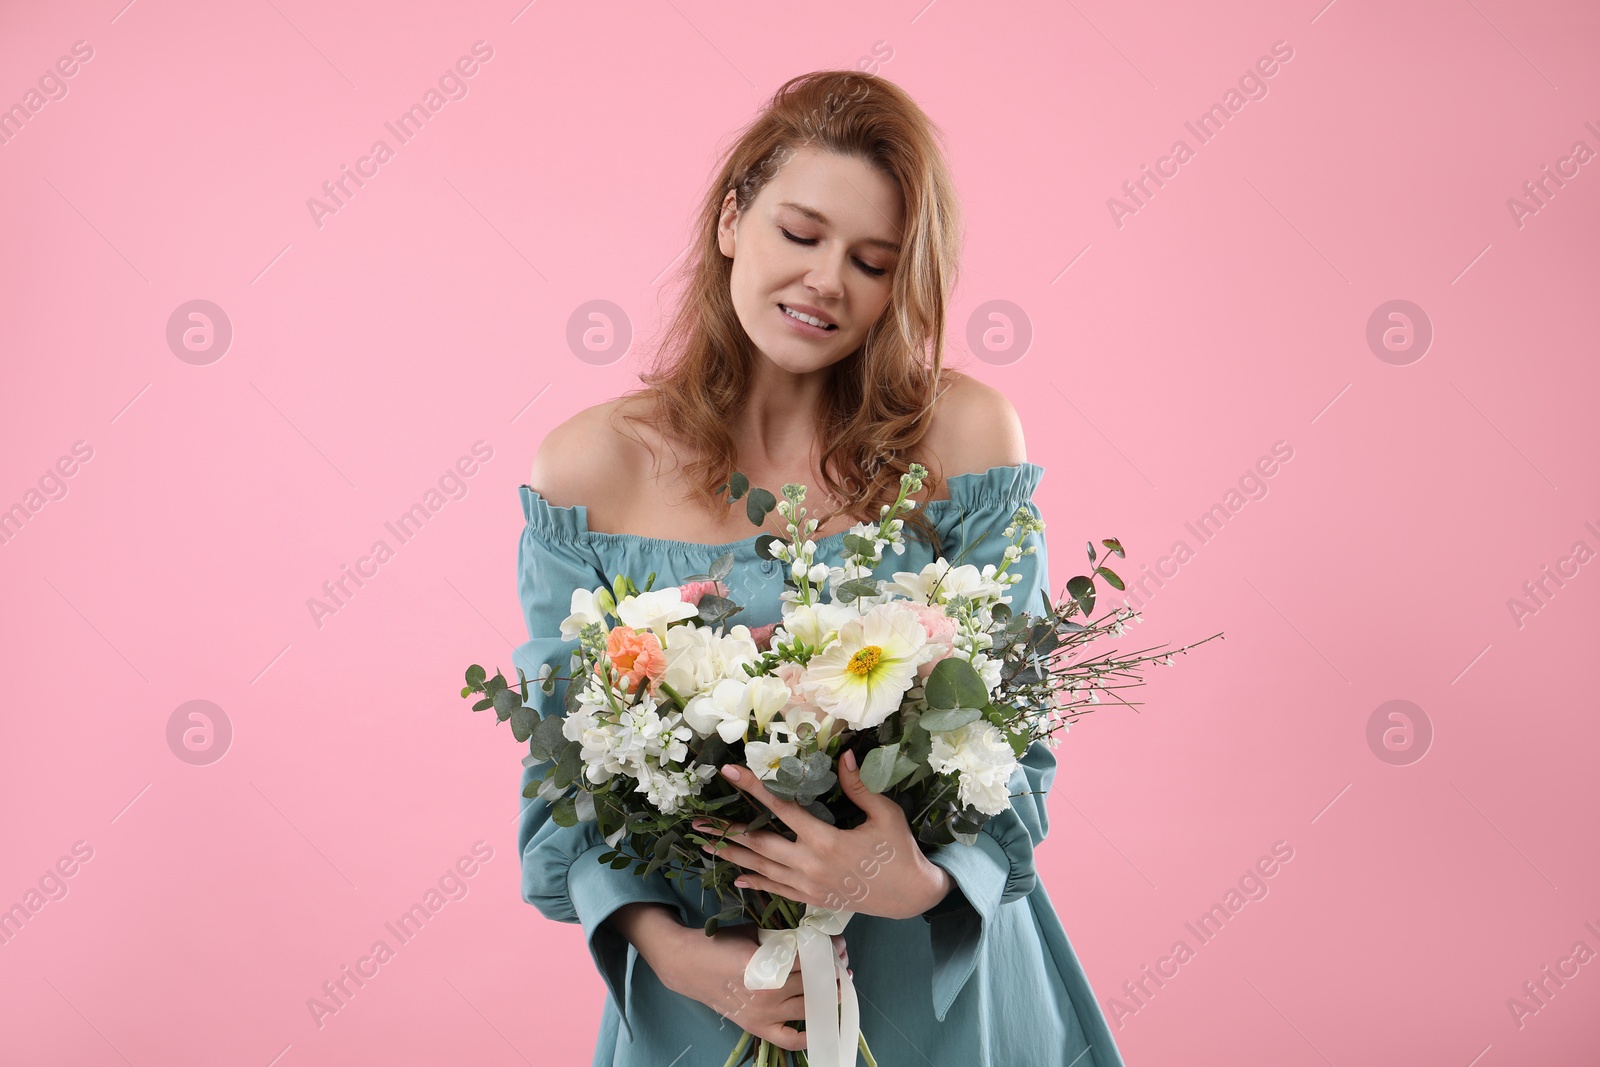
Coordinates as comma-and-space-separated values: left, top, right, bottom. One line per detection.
921, 371, 1028, 494
526, 397, 649, 509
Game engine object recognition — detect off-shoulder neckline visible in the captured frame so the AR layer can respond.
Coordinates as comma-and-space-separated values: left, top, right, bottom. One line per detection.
518, 461, 1044, 554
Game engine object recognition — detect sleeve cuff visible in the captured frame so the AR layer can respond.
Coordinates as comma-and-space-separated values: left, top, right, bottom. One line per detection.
921, 831, 1011, 1021
566, 842, 689, 1040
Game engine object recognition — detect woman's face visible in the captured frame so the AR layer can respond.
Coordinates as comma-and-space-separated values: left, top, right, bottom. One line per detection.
718, 145, 904, 376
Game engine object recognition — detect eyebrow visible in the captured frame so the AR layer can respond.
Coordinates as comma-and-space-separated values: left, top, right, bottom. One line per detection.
777, 201, 901, 254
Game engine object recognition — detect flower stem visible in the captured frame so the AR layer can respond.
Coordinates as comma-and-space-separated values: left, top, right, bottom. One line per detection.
722, 1030, 753, 1067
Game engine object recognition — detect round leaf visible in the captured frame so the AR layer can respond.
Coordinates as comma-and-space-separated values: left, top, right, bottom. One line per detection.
923, 657, 988, 710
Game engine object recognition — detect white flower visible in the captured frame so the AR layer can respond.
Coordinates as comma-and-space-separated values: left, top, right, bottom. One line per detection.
660, 624, 759, 696
745, 675, 791, 733
681, 677, 755, 743
780, 704, 841, 748
745, 730, 799, 781
560, 586, 610, 641
885, 561, 1005, 606
773, 602, 856, 652
801, 603, 928, 730
927, 719, 1018, 816
616, 589, 700, 638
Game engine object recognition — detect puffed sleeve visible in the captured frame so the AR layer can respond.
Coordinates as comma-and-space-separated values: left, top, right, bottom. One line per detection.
917, 463, 1058, 1023
512, 487, 691, 1041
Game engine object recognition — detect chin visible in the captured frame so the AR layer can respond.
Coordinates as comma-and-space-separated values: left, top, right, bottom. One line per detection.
754, 337, 839, 375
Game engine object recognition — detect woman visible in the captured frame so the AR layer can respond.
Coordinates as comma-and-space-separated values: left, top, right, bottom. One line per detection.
515, 70, 1125, 1066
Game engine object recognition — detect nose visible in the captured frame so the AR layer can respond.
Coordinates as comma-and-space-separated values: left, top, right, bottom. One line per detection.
805, 253, 845, 301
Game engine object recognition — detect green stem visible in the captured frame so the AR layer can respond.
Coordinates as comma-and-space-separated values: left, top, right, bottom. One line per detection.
859, 1030, 879, 1067
722, 1030, 753, 1067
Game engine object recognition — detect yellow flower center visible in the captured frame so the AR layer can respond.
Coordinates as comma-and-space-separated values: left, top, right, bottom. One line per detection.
847, 645, 884, 676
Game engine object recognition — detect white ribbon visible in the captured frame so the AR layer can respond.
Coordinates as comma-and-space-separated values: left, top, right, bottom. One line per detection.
742, 904, 859, 1067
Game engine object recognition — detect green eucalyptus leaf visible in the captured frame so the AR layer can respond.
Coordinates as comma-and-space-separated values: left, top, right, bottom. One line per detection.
858, 744, 899, 793
746, 487, 777, 525
552, 794, 578, 827
843, 533, 878, 557
697, 595, 739, 623
1086, 539, 1097, 565
924, 657, 988, 710
709, 552, 734, 582
1095, 566, 1125, 591
1102, 537, 1126, 558
465, 664, 486, 687
920, 706, 982, 732
510, 704, 537, 742
530, 715, 566, 762
493, 687, 522, 722
901, 721, 932, 765
1066, 575, 1095, 617
729, 472, 750, 499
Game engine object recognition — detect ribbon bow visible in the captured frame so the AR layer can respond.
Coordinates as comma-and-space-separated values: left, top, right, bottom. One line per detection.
742, 904, 859, 1067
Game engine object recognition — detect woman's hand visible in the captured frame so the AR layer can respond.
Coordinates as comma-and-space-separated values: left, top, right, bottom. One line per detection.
692, 749, 954, 921
650, 921, 850, 1053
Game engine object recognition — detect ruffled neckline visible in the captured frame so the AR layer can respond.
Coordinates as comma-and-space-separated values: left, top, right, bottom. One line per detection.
518, 462, 1044, 554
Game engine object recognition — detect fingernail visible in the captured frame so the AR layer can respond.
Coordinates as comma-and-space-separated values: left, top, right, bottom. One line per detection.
844, 749, 857, 771
723, 765, 741, 781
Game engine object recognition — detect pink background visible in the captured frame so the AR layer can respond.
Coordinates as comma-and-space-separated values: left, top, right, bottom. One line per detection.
2, 0, 1597, 1064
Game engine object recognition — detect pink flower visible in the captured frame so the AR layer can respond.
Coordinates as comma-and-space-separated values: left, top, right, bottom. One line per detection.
748, 621, 779, 650
677, 579, 729, 607
911, 604, 958, 679
606, 625, 668, 695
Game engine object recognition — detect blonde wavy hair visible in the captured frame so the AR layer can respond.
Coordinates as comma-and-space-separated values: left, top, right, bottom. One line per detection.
618, 69, 970, 555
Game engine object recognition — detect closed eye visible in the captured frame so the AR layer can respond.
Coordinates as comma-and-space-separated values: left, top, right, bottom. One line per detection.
781, 228, 889, 277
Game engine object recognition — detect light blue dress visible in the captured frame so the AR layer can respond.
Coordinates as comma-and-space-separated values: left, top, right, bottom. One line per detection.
514, 463, 1127, 1067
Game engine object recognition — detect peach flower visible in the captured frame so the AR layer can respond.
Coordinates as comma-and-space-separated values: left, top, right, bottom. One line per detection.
606, 625, 668, 695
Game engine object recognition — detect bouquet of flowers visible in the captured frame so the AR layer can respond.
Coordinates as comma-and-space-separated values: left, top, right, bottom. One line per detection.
462, 463, 1221, 1067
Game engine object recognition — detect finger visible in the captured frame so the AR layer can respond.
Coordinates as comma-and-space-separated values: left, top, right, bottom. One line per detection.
720, 765, 821, 838
730, 870, 815, 905
693, 820, 801, 866
836, 746, 897, 821
701, 838, 798, 885
761, 1023, 806, 1053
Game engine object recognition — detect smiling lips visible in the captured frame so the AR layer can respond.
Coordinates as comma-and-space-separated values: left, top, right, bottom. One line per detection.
779, 303, 838, 331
